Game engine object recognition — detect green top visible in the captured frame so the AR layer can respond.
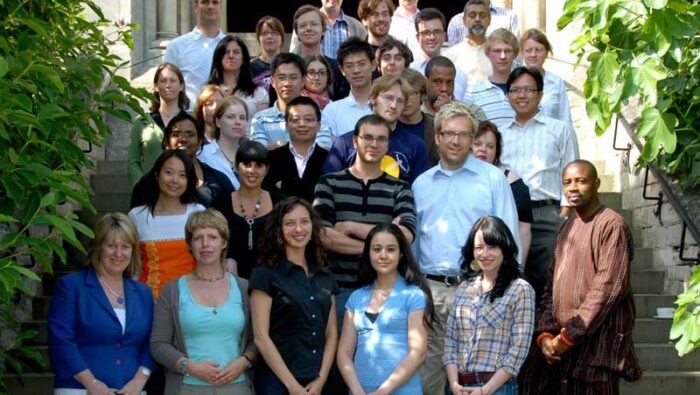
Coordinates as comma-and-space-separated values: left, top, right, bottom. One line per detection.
127, 114, 164, 187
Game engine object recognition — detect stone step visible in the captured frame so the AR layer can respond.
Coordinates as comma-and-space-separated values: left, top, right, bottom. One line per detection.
599, 192, 622, 211
91, 173, 131, 195
631, 270, 666, 294
621, 371, 700, 395
636, 344, 700, 371
5, 372, 54, 395
97, 160, 128, 176
633, 318, 673, 343
633, 294, 677, 318
632, 248, 655, 271
92, 192, 131, 212
599, 174, 616, 193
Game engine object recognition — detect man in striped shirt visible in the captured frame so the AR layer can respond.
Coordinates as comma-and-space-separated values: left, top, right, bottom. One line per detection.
462, 28, 518, 126
313, 114, 417, 328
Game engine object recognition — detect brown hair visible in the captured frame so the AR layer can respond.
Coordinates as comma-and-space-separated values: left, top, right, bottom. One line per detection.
358, 0, 395, 20
520, 28, 553, 56
185, 208, 231, 262
486, 28, 520, 56
370, 74, 411, 100
212, 95, 249, 140
88, 213, 141, 278
293, 5, 326, 34
151, 63, 189, 112
255, 16, 286, 49
474, 120, 503, 166
193, 84, 225, 125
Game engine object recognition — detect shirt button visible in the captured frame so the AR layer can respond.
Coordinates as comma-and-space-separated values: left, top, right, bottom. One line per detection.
309, 296, 314, 300
116, 342, 122, 348
312, 350, 317, 354
116, 359, 122, 365
312, 332, 316, 336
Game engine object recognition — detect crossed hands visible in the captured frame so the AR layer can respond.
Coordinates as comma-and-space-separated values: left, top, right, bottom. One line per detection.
187, 358, 247, 386
539, 328, 572, 364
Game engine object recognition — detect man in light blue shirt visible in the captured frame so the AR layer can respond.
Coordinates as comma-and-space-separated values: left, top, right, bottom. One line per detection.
251, 53, 332, 149
412, 100, 519, 394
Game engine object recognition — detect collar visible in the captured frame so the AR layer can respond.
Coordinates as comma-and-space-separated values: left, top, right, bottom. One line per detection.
278, 257, 323, 276
395, 6, 419, 19
289, 142, 317, 160
346, 92, 371, 108
506, 111, 547, 128
191, 26, 225, 40
575, 203, 605, 222
434, 155, 478, 177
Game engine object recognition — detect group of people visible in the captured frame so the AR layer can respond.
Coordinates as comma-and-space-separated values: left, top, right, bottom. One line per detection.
47, 0, 642, 394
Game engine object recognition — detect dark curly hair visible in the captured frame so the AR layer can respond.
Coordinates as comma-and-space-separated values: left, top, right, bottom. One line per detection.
358, 223, 435, 329
257, 197, 326, 267
461, 216, 521, 303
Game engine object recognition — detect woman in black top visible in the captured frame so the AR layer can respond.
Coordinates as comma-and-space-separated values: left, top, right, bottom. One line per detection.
471, 120, 534, 263
213, 141, 273, 279
249, 197, 338, 395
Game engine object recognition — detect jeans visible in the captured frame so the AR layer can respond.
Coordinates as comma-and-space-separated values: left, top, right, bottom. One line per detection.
463, 377, 518, 395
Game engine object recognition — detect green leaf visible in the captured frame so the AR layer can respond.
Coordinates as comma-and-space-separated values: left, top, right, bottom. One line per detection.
12, 266, 41, 282
671, 311, 691, 339
637, 108, 678, 160
591, 51, 621, 91
0, 214, 18, 223
644, 0, 668, 8
631, 58, 667, 105
0, 56, 8, 78
39, 192, 56, 208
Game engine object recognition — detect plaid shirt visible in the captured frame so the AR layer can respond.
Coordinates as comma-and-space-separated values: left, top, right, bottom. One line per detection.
444, 277, 535, 376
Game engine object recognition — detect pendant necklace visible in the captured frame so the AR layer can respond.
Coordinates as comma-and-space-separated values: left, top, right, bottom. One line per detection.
220, 146, 237, 168
192, 271, 225, 282
240, 194, 262, 250
98, 275, 125, 305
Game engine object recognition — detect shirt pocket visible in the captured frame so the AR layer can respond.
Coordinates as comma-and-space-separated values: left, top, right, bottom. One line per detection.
480, 302, 507, 331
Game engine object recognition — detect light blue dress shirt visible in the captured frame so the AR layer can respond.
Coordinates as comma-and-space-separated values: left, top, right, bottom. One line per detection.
321, 93, 372, 138
250, 101, 332, 149
412, 155, 521, 275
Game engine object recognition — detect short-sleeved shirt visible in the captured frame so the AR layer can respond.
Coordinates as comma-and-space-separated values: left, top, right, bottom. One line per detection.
249, 259, 338, 380
313, 170, 417, 286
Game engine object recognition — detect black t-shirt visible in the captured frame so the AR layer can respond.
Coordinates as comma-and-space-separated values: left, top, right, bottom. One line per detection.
249, 259, 339, 380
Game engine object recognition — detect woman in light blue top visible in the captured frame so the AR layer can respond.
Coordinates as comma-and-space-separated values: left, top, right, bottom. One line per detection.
337, 223, 434, 395
150, 208, 257, 395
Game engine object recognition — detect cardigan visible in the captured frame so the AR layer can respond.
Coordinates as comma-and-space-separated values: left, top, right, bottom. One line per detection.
150, 274, 257, 395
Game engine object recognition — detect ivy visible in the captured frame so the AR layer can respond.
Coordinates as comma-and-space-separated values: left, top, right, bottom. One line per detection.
559, 0, 700, 189
671, 265, 700, 356
0, 0, 148, 391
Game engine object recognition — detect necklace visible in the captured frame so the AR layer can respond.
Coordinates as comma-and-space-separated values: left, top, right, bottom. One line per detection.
98, 275, 125, 305
240, 194, 262, 250
192, 271, 225, 282
220, 146, 237, 167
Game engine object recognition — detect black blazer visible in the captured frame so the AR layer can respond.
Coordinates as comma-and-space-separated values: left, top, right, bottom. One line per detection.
263, 143, 329, 204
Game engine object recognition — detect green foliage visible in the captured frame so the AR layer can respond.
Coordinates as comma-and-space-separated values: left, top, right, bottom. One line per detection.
671, 265, 700, 356
559, 0, 700, 189
0, 0, 148, 390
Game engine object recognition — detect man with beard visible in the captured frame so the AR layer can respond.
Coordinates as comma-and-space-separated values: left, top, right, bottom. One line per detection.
289, 0, 367, 60
357, 0, 395, 53
444, 0, 493, 84
421, 56, 486, 122
322, 75, 431, 184
446, 0, 520, 47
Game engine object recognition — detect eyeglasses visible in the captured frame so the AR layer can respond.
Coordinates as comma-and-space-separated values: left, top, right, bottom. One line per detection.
378, 94, 406, 106
171, 131, 198, 140
260, 31, 280, 38
439, 130, 472, 140
418, 29, 445, 38
297, 21, 322, 30
307, 69, 327, 78
274, 73, 301, 83
357, 135, 389, 144
288, 116, 318, 125
508, 87, 540, 95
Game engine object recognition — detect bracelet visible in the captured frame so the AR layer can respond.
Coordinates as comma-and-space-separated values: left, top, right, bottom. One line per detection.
536, 332, 554, 348
559, 328, 575, 347
241, 353, 253, 364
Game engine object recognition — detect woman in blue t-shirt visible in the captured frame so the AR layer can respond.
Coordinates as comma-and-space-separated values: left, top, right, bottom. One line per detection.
337, 222, 434, 394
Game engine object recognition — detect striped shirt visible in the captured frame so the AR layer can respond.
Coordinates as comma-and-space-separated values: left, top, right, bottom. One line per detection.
462, 80, 515, 127
446, 6, 520, 47
540, 71, 573, 126
500, 113, 579, 203
312, 170, 417, 285
444, 277, 535, 376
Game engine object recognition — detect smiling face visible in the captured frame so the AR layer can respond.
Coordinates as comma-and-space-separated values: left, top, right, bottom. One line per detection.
471, 129, 497, 164
305, 60, 329, 94
473, 229, 504, 278
222, 40, 243, 73
236, 160, 268, 189
98, 231, 133, 278
563, 162, 600, 211
436, 115, 472, 170
296, 10, 324, 47
378, 47, 406, 76
369, 231, 401, 277
157, 156, 188, 200
190, 226, 227, 267
282, 204, 313, 252
507, 73, 543, 120
167, 119, 201, 158
287, 104, 319, 145
216, 102, 247, 141
522, 38, 548, 70
155, 68, 184, 104
364, 2, 392, 38
416, 18, 445, 58
371, 83, 406, 124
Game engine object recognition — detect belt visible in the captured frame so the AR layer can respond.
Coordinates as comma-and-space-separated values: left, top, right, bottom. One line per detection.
458, 372, 494, 385
531, 199, 559, 208
425, 274, 462, 286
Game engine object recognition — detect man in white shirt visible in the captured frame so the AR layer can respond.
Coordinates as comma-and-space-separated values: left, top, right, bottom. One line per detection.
500, 67, 579, 299
446, 0, 520, 47
388, 0, 421, 56
409, 8, 468, 101
462, 28, 518, 126
444, 0, 493, 84
163, 0, 225, 108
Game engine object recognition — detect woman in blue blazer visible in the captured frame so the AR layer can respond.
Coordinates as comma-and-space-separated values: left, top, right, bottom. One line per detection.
48, 213, 155, 395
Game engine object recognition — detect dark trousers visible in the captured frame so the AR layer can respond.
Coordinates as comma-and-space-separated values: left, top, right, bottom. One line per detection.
524, 204, 563, 300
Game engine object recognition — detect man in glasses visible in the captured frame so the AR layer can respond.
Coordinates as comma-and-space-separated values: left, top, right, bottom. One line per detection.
322, 75, 431, 184
412, 100, 520, 394
251, 53, 332, 150
500, 67, 579, 301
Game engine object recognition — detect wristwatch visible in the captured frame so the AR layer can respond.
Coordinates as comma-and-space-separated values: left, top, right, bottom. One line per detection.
179, 358, 189, 376
140, 367, 152, 377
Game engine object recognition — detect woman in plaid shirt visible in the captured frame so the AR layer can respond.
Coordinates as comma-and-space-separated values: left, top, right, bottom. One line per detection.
444, 216, 535, 395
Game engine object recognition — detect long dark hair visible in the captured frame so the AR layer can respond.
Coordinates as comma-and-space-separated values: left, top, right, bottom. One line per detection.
258, 197, 326, 267
208, 35, 256, 97
151, 63, 189, 112
358, 223, 434, 328
461, 216, 521, 303
142, 150, 198, 215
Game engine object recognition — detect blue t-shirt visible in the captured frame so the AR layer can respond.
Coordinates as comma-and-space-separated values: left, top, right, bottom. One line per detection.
345, 276, 426, 394
179, 274, 245, 385
322, 124, 431, 184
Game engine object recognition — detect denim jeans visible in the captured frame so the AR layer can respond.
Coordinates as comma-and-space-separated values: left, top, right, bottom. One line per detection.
463, 377, 518, 395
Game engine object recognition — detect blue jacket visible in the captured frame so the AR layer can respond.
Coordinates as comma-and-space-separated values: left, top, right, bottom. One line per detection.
48, 268, 155, 389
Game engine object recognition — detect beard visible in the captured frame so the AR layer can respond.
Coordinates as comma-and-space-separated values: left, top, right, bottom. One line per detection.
468, 24, 486, 37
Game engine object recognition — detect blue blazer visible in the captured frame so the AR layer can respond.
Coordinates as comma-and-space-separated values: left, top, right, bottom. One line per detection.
48, 268, 155, 389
